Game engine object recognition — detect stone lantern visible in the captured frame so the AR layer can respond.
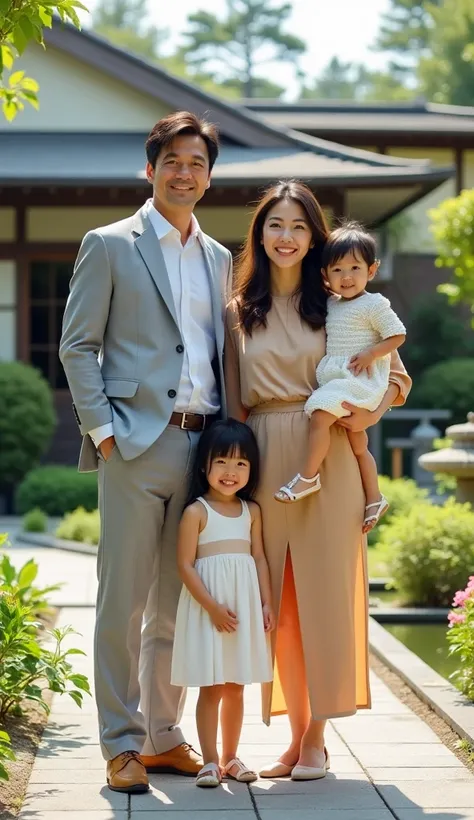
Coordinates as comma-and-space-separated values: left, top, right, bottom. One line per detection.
418, 412, 474, 504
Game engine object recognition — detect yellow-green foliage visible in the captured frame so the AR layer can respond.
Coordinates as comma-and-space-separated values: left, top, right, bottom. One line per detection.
56, 507, 99, 545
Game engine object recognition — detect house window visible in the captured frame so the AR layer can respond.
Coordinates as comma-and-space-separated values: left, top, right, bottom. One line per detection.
29, 260, 73, 388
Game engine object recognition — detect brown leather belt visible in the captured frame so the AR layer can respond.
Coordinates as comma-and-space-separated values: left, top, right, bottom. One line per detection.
169, 411, 216, 432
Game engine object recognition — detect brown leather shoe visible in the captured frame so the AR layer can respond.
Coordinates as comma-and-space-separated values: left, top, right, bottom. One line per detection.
140, 742, 203, 776
106, 750, 149, 793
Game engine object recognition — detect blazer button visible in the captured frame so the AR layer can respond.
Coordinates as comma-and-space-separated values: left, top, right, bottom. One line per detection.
168, 389, 177, 398
176, 344, 184, 354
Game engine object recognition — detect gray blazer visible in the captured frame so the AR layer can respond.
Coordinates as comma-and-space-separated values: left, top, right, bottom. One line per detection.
59, 204, 232, 472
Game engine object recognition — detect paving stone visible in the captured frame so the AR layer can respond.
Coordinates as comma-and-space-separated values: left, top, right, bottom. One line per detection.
129, 779, 252, 811
348, 743, 462, 767
259, 811, 394, 820
131, 813, 255, 819
368, 767, 472, 781
378, 780, 474, 808
252, 772, 369, 794
29, 767, 108, 784
20, 813, 126, 820
335, 715, 440, 744
396, 812, 474, 820
22, 784, 127, 812
253, 778, 386, 809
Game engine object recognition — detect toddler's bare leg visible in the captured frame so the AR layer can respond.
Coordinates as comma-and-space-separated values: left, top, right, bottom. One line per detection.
347, 431, 387, 532
347, 431, 380, 504
304, 410, 338, 478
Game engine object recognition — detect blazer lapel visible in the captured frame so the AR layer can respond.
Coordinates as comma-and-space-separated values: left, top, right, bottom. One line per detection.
132, 207, 179, 328
201, 236, 224, 354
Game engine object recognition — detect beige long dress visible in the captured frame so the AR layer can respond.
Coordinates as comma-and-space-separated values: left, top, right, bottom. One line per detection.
225, 295, 411, 725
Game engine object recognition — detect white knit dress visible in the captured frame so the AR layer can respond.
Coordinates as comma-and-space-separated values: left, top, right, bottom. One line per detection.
171, 497, 273, 687
305, 292, 406, 418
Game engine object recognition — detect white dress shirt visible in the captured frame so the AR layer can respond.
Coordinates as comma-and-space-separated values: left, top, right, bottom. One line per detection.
89, 200, 219, 448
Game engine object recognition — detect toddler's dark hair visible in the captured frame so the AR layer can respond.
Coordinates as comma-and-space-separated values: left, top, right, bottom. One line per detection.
321, 220, 378, 270
187, 418, 260, 505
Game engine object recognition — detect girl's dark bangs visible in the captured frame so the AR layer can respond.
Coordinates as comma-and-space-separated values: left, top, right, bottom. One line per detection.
323, 235, 366, 267
208, 427, 252, 462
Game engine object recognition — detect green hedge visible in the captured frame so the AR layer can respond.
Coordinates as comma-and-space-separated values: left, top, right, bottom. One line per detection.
368, 475, 429, 545
409, 357, 474, 424
0, 362, 56, 491
379, 498, 474, 607
16, 466, 97, 517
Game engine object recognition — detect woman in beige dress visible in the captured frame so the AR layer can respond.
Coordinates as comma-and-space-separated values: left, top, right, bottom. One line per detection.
225, 181, 411, 780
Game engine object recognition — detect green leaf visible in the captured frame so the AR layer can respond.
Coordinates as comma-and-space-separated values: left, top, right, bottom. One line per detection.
2, 99, 17, 121
68, 689, 83, 708
0, 762, 9, 781
0, 731, 11, 742
17, 560, 38, 589
11, 24, 28, 56
8, 70, 25, 88
0, 46, 14, 70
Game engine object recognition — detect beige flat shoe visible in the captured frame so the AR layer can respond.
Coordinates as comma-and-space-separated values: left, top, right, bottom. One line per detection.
291, 747, 330, 781
259, 760, 295, 778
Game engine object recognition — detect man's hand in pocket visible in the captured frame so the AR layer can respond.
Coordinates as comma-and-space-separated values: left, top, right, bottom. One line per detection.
99, 436, 116, 461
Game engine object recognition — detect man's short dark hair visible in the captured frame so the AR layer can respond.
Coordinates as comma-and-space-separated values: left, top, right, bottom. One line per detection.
145, 111, 220, 171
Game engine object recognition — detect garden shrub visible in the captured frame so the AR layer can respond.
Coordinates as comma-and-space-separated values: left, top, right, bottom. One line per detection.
402, 293, 474, 379
409, 357, 474, 425
0, 362, 56, 492
378, 498, 474, 606
16, 466, 97, 516
23, 508, 47, 533
0, 534, 91, 779
368, 475, 429, 546
56, 507, 99, 545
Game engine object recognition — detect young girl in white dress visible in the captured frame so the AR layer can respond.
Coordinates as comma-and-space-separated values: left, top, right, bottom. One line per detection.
275, 221, 406, 533
171, 419, 275, 788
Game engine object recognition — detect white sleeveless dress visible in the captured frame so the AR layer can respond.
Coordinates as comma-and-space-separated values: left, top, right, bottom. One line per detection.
171, 497, 273, 687
305, 292, 406, 418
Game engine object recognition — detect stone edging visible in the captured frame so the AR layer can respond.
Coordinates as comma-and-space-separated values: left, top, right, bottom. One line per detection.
18, 531, 97, 555
369, 616, 474, 746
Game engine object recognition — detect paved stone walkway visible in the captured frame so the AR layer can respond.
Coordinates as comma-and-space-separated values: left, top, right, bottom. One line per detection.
4, 537, 474, 819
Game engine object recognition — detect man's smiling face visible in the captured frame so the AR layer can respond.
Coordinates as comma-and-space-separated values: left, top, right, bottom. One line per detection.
146, 133, 211, 210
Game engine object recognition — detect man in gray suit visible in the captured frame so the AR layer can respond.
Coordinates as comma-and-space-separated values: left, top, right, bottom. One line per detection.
59, 111, 232, 793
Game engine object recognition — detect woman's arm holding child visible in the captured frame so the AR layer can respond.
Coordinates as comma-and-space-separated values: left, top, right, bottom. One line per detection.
177, 504, 239, 633
249, 502, 275, 632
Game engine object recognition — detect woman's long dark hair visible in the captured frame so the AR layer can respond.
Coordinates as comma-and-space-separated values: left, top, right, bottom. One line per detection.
187, 419, 260, 506
233, 180, 330, 335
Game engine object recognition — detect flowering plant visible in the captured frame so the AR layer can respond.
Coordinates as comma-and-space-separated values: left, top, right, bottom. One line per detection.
447, 576, 474, 700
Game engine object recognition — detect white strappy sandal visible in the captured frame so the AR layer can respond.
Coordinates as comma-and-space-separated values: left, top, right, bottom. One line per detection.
223, 758, 258, 782
363, 495, 389, 533
274, 473, 321, 503
195, 762, 222, 787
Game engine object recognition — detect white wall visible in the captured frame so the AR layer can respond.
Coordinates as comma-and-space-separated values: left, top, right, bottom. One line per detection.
1, 42, 169, 132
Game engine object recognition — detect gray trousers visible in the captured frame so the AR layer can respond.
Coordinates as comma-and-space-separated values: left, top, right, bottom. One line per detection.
95, 425, 199, 760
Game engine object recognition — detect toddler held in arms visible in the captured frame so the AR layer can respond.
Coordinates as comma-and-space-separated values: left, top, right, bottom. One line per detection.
275, 221, 406, 534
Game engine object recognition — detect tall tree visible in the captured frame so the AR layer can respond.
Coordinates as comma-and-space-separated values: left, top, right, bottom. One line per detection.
0, 0, 86, 121
182, 0, 305, 98
92, 0, 167, 61
91, 0, 238, 99
373, 0, 441, 75
418, 0, 474, 105
300, 57, 358, 100
300, 58, 414, 102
